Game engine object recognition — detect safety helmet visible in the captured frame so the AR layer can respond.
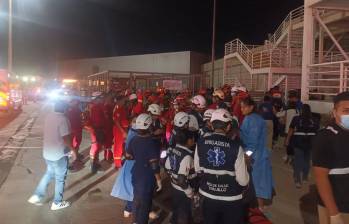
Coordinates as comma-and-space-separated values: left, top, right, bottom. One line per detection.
203, 109, 215, 121
188, 114, 199, 131
135, 113, 153, 130
91, 91, 102, 98
213, 89, 225, 100
210, 108, 233, 123
129, 93, 137, 101
198, 88, 207, 96
147, 103, 161, 115
237, 86, 247, 93
174, 112, 189, 127
191, 95, 206, 109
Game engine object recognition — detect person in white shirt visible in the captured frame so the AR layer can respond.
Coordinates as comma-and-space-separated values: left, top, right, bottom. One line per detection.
28, 100, 77, 210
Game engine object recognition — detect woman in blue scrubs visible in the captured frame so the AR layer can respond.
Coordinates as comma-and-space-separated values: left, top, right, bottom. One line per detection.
240, 97, 274, 212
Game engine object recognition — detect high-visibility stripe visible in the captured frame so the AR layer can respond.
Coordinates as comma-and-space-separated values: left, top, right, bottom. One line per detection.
199, 167, 236, 176
199, 189, 242, 201
329, 167, 349, 175
294, 132, 316, 136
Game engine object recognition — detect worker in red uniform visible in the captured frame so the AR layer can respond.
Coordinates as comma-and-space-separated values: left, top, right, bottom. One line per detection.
208, 89, 226, 109
103, 95, 114, 162
113, 95, 129, 169
66, 99, 83, 171
231, 86, 249, 124
86, 92, 106, 173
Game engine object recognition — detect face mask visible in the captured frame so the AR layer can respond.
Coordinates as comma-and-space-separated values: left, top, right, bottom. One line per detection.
340, 115, 349, 129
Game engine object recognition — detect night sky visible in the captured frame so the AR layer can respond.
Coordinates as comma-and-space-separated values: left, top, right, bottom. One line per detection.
0, 0, 303, 75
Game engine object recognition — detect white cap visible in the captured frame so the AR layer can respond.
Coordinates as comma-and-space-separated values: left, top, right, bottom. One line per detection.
210, 109, 233, 123
213, 89, 225, 100
174, 112, 189, 127
129, 93, 137, 101
188, 114, 199, 131
147, 104, 161, 115
135, 113, 153, 130
203, 109, 215, 121
191, 95, 206, 109
91, 91, 102, 97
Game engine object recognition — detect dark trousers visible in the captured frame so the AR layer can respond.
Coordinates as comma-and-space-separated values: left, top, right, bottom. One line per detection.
202, 196, 244, 224
171, 187, 192, 224
293, 147, 311, 183
133, 193, 152, 224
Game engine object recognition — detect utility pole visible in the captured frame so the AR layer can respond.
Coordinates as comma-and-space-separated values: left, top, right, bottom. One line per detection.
210, 0, 216, 88
8, 0, 13, 74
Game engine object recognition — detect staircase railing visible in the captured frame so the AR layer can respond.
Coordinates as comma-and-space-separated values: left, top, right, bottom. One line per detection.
308, 60, 349, 98
268, 6, 304, 45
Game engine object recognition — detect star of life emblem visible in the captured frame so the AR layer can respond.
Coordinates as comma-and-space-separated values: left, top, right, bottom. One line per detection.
207, 147, 226, 167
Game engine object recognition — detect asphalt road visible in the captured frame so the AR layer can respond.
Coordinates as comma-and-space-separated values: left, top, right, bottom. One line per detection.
0, 102, 320, 224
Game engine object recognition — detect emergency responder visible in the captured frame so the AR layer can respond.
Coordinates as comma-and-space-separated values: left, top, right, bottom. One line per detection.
208, 89, 226, 109
168, 111, 190, 148
113, 95, 129, 169
165, 129, 197, 224
147, 103, 165, 139
199, 109, 215, 138
66, 99, 83, 170
126, 113, 162, 224
231, 86, 249, 124
86, 92, 106, 173
313, 92, 349, 224
103, 95, 114, 162
190, 95, 206, 129
194, 108, 249, 224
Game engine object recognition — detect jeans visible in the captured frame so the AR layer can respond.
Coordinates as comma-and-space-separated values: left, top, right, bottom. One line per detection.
125, 200, 133, 212
293, 147, 311, 183
34, 156, 68, 203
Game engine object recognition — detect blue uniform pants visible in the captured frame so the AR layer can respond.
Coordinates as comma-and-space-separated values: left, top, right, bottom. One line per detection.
132, 193, 153, 224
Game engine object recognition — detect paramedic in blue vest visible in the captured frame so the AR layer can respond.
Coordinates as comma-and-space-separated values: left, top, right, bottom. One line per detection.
194, 108, 249, 224
126, 113, 162, 224
313, 92, 349, 224
285, 104, 319, 188
165, 129, 197, 224
240, 97, 274, 212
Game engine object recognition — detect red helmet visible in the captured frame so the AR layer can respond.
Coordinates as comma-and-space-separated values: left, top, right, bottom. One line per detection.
198, 88, 206, 96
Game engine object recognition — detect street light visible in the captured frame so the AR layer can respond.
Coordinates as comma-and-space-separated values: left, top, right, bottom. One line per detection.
8, 0, 13, 74
211, 0, 217, 88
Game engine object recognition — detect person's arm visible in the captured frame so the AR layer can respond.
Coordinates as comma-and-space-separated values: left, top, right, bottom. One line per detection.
235, 146, 249, 186
313, 167, 339, 216
193, 144, 201, 173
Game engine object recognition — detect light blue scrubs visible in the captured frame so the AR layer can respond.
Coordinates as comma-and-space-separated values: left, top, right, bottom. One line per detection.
240, 113, 274, 199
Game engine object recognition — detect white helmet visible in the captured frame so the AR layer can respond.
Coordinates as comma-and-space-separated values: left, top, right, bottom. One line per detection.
191, 95, 206, 109
188, 114, 199, 131
135, 113, 153, 130
210, 109, 233, 123
147, 104, 161, 115
174, 112, 189, 127
203, 109, 215, 121
129, 93, 137, 101
237, 86, 247, 92
213, 89, 225, 100
91, 91, 102, 98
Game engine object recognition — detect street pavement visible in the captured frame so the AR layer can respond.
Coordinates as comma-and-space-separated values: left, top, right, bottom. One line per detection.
0, 102, 319, 224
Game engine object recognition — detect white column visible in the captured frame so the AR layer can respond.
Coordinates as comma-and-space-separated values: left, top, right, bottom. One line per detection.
301, 0, 315, 101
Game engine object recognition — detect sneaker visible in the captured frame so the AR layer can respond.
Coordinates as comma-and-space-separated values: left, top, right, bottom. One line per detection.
149, 211, 159, 220
124, 210, 131, 218
295, 182, 302, 189
51, 201, 71, 210
28, 195, 43, 206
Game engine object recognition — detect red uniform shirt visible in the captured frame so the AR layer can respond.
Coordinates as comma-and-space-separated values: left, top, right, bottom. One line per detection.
90, 103, 105, 128
66, 106, 82, 133
113, 105, 129, 129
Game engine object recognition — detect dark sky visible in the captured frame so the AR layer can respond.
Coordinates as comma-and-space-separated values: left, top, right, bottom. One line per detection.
0, 0, 303, 75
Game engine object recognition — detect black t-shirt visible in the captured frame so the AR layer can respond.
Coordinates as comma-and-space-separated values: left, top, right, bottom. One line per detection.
289, 116, 319, 149
312, 123, 349, 212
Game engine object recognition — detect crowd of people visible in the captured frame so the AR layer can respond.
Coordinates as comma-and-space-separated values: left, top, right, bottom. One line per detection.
26, 84, 349, 224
